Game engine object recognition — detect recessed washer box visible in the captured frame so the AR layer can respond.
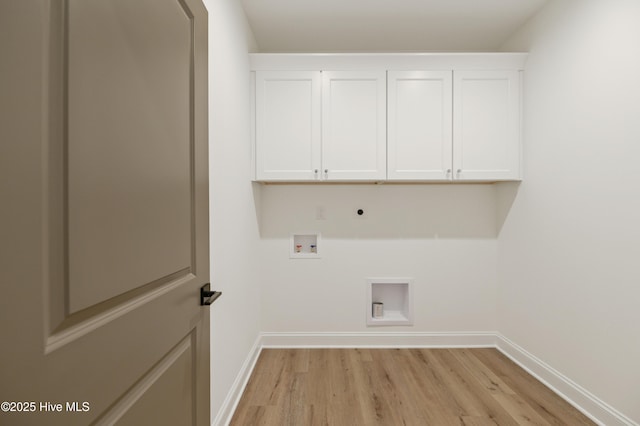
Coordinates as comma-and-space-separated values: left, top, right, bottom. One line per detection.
290, 233, 321, 258
366, 277, 414, 326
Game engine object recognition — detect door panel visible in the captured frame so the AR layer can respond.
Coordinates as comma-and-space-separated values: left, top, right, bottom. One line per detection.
96, 333, 195, 425
0, 1, 210, 425
322, 71, 386, 181
67, 0, 194, 312
255, 71, 321, 181
387, 70, 453, 181
453, 70, 521, 180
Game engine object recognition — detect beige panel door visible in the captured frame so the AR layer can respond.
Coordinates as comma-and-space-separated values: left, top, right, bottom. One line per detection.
0, 1, 211, 425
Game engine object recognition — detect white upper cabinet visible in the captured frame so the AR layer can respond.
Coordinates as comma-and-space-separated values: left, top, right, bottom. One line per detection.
254, 70, 385, 181
255, 71, 321, 181
321, 71, 387, 181
387, 70, 453, 181
453, 70, 521, 181
251, 54, 524, 183
388, 69, 522, 182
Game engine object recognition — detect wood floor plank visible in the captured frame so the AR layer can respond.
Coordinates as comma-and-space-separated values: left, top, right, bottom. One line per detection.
274, 371, 308, 425
403, 349, 471, 425
238, 348, 287, 406
305, 349, 331, 406
427, 349, 520, 425
229, 348, 596, 426
377, 349, 438, 425
451, 348, 516, 396
385, 349, 453, 425
347, 348, 384, 425
359, 349, 408, 425
405, 349, 470, 418
327, 349, 359, 408
471, 349, 595, 426
455, 349, 550, 425
492, 392, 552, 425
230, 405, 273, 426
460, 416, 500, 426
288, 348, 310, 373
354, 347, 373, 362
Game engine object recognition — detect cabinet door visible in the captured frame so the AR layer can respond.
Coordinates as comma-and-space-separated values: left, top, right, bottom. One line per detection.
255, 71, 321, 181
453, 70, 521, 181
322, 71, 387, 181
387, 71, 453, 181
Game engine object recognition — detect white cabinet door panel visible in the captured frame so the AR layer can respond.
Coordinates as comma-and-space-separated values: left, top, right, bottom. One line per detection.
388, 71, 453, 181
322, 71, 387, 181
255, 71, 321, 180
453, 70, 521, 181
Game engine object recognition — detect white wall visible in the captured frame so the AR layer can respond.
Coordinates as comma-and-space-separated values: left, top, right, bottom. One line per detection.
259, 184, 499, 334
205, 0, 261, 422
498, 0, 640, 423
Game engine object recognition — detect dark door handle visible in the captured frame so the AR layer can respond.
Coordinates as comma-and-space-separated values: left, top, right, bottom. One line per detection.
200, 283, 222, 306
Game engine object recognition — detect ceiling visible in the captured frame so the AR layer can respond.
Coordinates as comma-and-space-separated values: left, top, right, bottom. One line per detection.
240, 0, 549, 52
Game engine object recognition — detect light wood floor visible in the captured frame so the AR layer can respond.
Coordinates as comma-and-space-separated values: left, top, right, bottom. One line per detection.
230, 348, 595, 425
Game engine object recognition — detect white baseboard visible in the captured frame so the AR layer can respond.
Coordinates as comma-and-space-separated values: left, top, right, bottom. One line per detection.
212, 331, 638, 426
496, 333, 638, 426
261, 331, 497, 348
211, 335, 263, 426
